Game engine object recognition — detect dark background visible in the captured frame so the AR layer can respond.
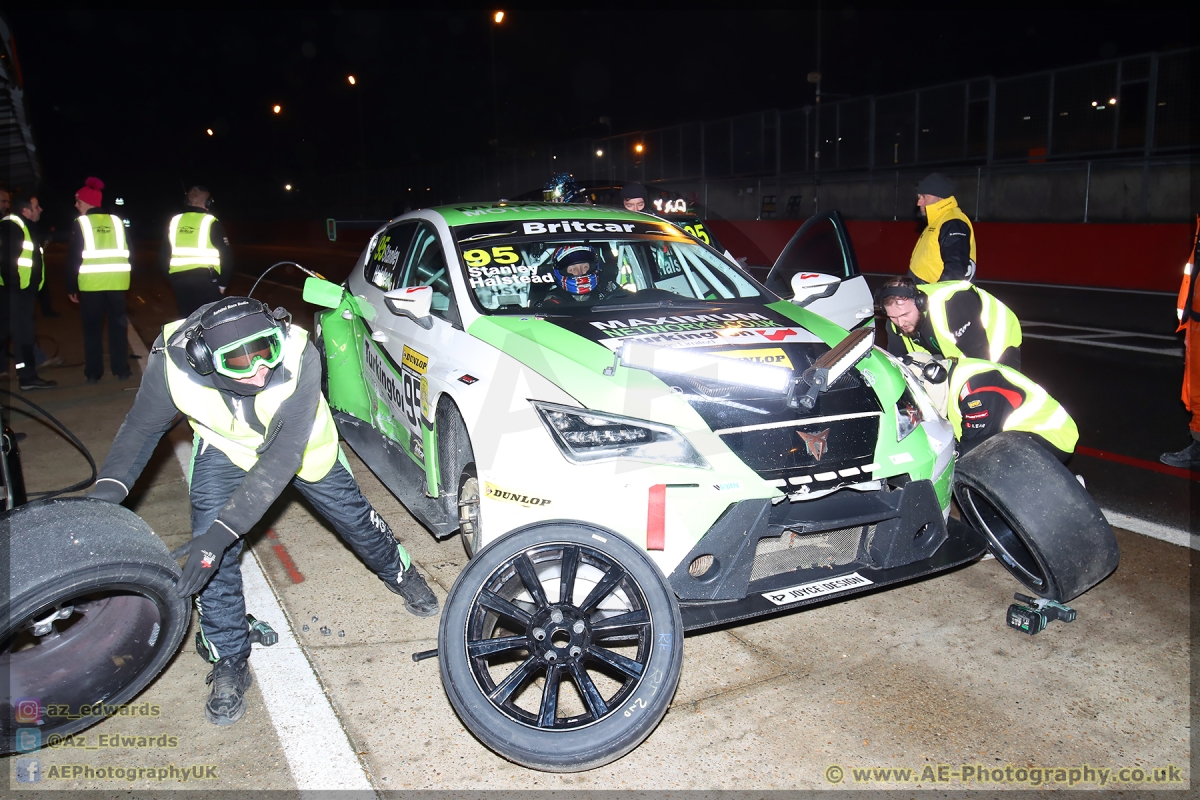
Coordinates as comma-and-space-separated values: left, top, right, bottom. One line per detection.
7, 5, 1189, 228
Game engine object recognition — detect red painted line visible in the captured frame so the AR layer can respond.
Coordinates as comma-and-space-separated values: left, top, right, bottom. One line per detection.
265, 529, 306, 584
646, 485, 666, 551
1076, 445, 1200, 483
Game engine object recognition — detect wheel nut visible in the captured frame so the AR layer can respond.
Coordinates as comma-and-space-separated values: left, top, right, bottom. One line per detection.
572, 620, 585, 634
550, 609, 564, 624
569, 645, 582, 658
545, 650, 557, 662
532, 627, 546, 641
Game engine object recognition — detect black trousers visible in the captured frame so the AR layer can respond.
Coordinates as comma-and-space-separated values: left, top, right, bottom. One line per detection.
170, 270, 224, 319
0, 288, 38, 379
79, 290, 130, 380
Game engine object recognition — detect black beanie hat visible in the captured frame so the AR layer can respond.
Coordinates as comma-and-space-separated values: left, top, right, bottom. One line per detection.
916, 172, 956, 199
620, 182, 647, 200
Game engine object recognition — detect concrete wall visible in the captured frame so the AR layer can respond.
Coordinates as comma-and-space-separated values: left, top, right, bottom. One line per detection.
657, 159, 1194, 224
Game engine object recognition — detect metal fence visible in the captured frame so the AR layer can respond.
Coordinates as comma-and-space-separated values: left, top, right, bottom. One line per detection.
320, 47, 1193, 218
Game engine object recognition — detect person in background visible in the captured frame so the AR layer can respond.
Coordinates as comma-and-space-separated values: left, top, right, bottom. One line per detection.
65, 177, 133, 382
1161, 215, 1200, 469
1, 193, 56, 389
620, 183, 648, 212
909, 172, 977, 284
161, 186, 232, 317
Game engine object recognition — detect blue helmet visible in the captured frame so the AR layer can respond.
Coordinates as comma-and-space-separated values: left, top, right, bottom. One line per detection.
543, 173, 584, 204
551, 245, 599, 295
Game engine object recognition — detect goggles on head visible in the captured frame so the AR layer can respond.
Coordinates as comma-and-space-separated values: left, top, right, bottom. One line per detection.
211, 329, 285, 378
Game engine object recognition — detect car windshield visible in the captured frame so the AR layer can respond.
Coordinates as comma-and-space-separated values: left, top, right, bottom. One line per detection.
454, 219, 767, 314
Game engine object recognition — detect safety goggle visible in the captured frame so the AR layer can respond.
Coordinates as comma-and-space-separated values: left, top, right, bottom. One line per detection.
211, 329, 285, 378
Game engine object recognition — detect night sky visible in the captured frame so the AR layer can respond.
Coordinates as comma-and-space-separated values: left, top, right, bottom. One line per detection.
8, 5, 1188, 225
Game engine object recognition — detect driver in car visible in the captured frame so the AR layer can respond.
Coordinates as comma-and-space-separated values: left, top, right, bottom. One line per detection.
536, 245, 626, 307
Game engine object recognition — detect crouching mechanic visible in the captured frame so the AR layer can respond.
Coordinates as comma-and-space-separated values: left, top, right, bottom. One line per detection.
878, 275, 1023, 370
89, 296, 438, 725
907, 352, 1078, 462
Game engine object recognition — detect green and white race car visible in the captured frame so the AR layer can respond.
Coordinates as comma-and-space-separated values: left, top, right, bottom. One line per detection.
303, 202, 1117, 772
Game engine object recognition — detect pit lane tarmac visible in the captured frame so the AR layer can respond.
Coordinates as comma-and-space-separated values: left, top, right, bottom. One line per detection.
2, 255, 1191, 794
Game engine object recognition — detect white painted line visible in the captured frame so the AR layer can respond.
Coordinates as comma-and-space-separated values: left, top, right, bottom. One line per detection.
164, 390, 375, 793
1101, 507, 1200, 551
1022, 334, 1182, 357
1022, 321, 1180, 341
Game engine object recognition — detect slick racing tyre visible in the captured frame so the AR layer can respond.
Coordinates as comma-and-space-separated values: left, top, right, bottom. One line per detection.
438, 521, 683, 772
953, 432, 1119, 602
1, 498, 190, 753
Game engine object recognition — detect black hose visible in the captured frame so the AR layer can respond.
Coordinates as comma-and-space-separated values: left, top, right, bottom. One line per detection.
248, 261, 326, 298
0, 389, 97, 500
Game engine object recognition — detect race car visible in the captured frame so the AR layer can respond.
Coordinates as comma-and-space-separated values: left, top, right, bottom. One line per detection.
302, 201, 1118, 772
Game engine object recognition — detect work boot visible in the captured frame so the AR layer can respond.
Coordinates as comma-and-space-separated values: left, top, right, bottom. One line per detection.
1160, 441, 1200, 469
204, 655, 252, 726
19, 376, 57, 391
384, 563, 439, 617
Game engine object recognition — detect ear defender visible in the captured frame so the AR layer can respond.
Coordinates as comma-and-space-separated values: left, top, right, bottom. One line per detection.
184, 327, 215, 375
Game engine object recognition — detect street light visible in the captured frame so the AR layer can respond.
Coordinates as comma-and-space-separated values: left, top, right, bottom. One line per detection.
272, 104, 282, 114
596, 149, 603, 157
284, 184, 293, 191
634, 143, 644, 154
494, 10, 504, 23
206, 128, 214, 136
348, 75, 356, 85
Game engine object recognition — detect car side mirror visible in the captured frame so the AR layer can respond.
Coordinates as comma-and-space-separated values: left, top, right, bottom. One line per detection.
789, 272, 841, 307
302, 277, 345, 309
384, 285, 434, 329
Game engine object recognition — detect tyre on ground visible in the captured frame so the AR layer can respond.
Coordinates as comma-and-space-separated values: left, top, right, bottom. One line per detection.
438, 520, 684, 771
1, 498, 190, 753
953, 431, 1120, 602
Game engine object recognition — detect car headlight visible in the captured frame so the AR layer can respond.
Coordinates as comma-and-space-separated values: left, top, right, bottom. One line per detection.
531, 401, 710, 468
896, 387, 924, 441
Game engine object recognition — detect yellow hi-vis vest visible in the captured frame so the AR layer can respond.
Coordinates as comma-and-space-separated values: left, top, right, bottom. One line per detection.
167, 212, 221, 274
2, 213, 43, 290
948, 358, 1078, 453
900, 281, 1022, 362
77, 214, 131, 291
1174, 215, 1199, 331
161, 320, 339, 482
909, 196, 976, 284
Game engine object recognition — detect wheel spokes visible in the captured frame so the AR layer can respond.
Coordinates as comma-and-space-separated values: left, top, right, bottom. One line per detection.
489, 656, 541, 706
512, 552, 550, 609
477, 590, 534, 628
578, 563, 624, 614
467, 634, 529, 659
538, 664, 562, 727
558, 545, 579, 605
587, 644, 646, 679
568, 661, 609, 719
590, 609, 650, 639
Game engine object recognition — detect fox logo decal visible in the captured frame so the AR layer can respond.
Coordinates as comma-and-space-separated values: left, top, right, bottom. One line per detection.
797, 429, 831, 461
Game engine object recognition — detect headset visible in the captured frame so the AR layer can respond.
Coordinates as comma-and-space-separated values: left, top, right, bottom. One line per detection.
183, 299, 290, 376
875, 276, 927, 313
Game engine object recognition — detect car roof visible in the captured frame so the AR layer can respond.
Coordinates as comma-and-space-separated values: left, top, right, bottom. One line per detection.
429, 202, 655, 228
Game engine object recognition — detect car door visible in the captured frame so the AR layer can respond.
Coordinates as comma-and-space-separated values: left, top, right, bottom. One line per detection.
763, 210, 874, 330
364, 220, 466, 468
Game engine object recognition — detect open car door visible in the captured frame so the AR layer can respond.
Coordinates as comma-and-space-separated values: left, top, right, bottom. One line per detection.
763, 210, 874, 329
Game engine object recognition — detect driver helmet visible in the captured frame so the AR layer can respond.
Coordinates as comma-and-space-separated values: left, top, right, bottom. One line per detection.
543, 173, 583, 204
195, 297, 287, 394
551, 245, 599, 295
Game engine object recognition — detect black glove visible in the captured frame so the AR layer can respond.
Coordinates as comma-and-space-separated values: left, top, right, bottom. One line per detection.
173, 523, 238, 598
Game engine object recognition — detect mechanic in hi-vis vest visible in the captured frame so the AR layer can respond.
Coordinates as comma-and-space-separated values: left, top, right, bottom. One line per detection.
89, 296, 438, 725
65, 177, 133, 382
1161, 215, 1200, 469
909, 172, 977, 284
877, 275, 1023, 369
909, 353, 1078, 462
160, 186, 232, 317
1, 193, 56, 389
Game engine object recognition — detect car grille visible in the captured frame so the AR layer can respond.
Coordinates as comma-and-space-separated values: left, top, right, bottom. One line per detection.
717, 412, 881, 491
750, 525, 870, 581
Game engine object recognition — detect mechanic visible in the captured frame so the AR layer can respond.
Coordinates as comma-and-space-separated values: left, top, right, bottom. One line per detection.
620, 182, 648, 212
909, 172, 977, 284
911, 353, 1077, 462
65, 177, 133, 383
89, 295, 438, 725
877, 275, 1022, 369
1, 193, 56, 389
161, 186, 233, 317
1161, 214, 1200, 469
536, 244, 626, 306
